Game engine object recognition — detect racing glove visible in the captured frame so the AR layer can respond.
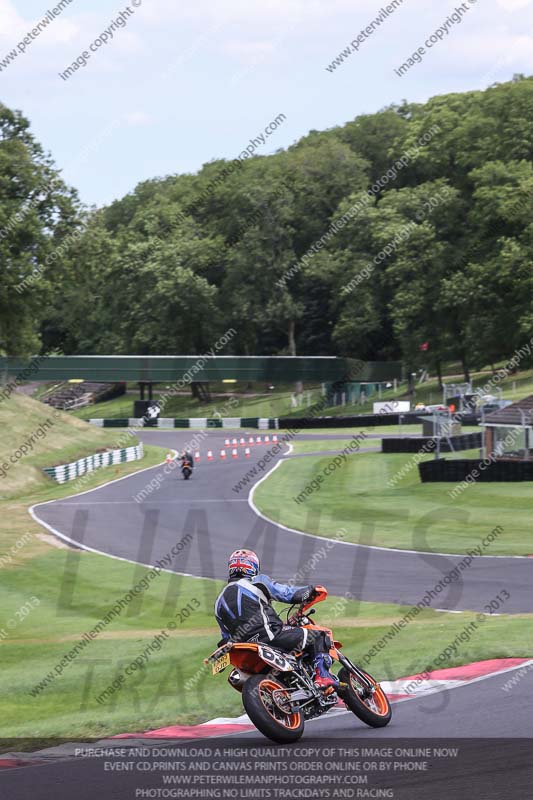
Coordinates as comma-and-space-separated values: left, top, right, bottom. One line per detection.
292, 585, 316, 604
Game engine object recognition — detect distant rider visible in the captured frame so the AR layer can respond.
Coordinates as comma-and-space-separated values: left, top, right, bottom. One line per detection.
180, 450, 194, 469
214, 549, 339, 690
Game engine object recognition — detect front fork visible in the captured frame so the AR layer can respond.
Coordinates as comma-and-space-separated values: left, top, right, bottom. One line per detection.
336, 652, 376, 696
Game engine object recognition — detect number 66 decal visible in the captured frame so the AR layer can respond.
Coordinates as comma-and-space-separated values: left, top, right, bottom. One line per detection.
258, 645, 294, 671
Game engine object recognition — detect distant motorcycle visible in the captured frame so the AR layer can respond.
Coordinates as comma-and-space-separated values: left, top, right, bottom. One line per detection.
180, 458, 193, 480
205, 586, 391, 743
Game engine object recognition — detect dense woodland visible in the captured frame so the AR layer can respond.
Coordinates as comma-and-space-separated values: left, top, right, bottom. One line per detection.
2, 75, 533, 382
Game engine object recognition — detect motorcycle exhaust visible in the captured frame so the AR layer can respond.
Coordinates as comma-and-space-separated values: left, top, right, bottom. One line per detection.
228, 668, 253, 689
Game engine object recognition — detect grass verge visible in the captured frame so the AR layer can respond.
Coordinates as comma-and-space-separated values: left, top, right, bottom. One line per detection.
291, 438, 381, 455
72, 389, 324, 421
254, 450, 533, 555
0, 393, 170, 565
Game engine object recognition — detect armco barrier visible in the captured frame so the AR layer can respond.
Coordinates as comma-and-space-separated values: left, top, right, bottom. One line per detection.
90, 414, 429, 429
89, 413, 479, 431
418, 457, 533, 483
383, 432, 482, 454
89, 418, 279, 429
90, 418, 128, 428
43, 443, 143, 483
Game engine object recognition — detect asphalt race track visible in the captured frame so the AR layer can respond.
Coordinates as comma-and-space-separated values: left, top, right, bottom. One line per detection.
32, 429, 533, 614
2, 669, 533, 800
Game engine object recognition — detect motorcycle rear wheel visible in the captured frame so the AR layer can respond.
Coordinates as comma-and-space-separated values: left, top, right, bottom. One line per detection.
242, 674, 304, 743
338, 667, 392, 727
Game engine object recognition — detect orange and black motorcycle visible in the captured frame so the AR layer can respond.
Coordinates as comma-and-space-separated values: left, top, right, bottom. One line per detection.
180, 458, 193, 480
205, 585, 391, 743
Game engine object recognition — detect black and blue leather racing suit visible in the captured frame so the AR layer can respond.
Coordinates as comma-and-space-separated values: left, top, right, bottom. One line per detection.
214, 574, 327, 657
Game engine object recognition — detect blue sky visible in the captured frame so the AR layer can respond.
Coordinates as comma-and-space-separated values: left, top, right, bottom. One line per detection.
1, 0, 532, 207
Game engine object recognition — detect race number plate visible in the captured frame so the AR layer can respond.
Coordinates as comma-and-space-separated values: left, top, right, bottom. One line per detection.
212, 653, 230, 674
257, 645, 294, 672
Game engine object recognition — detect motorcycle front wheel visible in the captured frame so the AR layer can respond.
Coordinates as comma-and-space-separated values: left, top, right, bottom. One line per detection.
338, 667, 392, 728
242, 674, 304, 743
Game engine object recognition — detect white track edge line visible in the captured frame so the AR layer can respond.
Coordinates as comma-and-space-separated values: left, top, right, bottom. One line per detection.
29, 448, 212, 582
248, 455, 529, 560
29, 433, 531, 569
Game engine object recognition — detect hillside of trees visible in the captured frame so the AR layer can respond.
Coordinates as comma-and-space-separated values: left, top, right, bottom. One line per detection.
2, 75, 533, 382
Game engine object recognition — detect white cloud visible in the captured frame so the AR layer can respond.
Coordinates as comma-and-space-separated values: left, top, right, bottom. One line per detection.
140, 0, 380, 31
495, 0, 533, 10
124, 111, 153, 126
0, 0, 79, 46
444, 30, 533, 71
0, 0, 24, 39
223, 40, 276, 62
105, 30, 144, 56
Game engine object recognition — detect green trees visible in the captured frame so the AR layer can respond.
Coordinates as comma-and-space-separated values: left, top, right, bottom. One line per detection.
440, 159, 533, 372
3, 76, 533, 374
0, 104, 79, 356
46, 205, 222, 354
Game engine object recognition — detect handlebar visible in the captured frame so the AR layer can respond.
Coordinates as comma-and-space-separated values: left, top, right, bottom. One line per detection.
287, 585, 328, 625
301, 584, 327, 614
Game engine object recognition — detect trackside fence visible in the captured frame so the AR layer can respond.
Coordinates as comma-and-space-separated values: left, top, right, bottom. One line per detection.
43, 443, 144, 483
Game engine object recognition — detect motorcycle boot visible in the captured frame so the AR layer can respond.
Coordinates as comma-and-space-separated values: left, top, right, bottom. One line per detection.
313, 653, 339, 690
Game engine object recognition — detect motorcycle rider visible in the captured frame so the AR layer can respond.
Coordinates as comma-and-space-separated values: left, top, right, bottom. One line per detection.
214, 548, 339, 690
180, 450, 194, 469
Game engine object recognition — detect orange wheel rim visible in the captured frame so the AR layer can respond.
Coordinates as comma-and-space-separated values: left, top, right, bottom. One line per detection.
258, 679, 301, 729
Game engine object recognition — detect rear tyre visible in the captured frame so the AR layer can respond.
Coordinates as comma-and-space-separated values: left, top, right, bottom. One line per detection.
242, 674, 304, 743
338, 667, 392, 728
